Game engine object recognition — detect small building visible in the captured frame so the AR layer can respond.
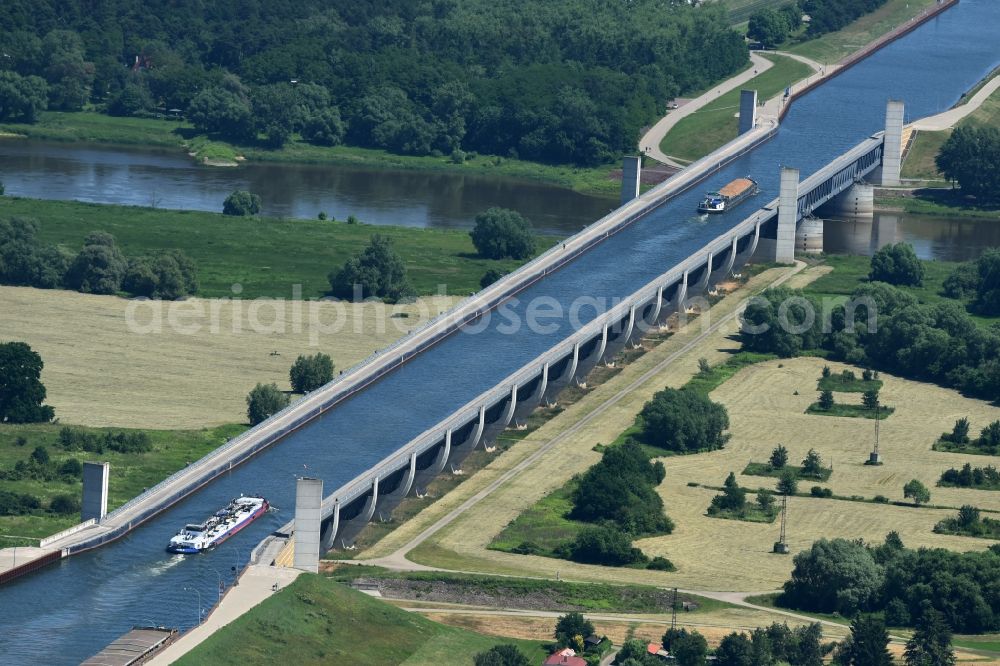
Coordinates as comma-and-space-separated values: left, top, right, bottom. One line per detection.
584, 635, 605, 650
544, 647, 588, 666
648, 642, 671, 659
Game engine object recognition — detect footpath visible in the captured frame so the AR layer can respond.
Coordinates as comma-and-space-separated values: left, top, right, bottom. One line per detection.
645, 0, 959, 169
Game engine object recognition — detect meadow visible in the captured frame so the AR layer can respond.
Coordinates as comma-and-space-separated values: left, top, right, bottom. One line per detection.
0, 285, 460, 429
0, 197, 551, 299
175, 574, 549, 666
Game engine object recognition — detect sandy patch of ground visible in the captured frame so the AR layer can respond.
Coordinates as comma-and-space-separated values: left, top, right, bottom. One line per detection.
0, 286, 459, 428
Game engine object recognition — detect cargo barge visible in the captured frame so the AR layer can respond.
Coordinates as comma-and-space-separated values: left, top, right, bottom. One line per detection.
697, 177, 759, 214
166, 496, 268, 554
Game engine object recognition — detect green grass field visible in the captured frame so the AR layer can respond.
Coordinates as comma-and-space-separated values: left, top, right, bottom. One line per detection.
786, 0, 939, 64
706, 503, 779, 524
0, 422, 243, 540
659, 55, 813, 162
490, 353, 777, 558
325, 564, 725, 613
802, 254, 1000, 319
0, 196, 554, 298
742, 462, 833, 482
175, 574, 549, 666
487, 481, 582, 557
0, 111, 622, 197
900, 129, 951, 182
818, 374, 883, 393
805, 402, 894, 420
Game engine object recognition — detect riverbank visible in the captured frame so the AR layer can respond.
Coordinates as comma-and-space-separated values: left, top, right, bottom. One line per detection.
0, 197, 553, 298
0, 422, 243, 541
0, 111, 623, 197
877, 190, 1000, 220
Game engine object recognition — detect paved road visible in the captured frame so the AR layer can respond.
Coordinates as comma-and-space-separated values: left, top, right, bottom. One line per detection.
912, 74, 1000, 130
640, 52, 774, 168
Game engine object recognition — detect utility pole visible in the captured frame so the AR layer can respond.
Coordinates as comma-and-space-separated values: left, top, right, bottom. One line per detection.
670, 587, 678, 632
868, 403, 883, 464
773, 494, 790, 554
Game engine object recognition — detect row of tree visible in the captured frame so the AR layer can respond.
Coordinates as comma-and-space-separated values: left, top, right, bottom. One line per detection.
781, 532, 1000, 633
0, 1, 749, 166
802, 0, 890, 38
942, 248, 1000, 315
939, 462, 1000, 489
557, 441, 674, 568
747, 4, 803, 49
0, 218, 198, 299
740, 279, 1000, 402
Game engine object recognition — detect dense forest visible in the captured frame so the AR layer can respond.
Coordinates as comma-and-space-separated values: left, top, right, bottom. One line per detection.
0, 0, 749, 166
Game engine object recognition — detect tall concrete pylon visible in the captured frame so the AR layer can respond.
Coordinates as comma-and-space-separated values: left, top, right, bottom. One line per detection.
620, 156, 641, 206
293, 477, 323, 573
738, 90, 758, 135
81, 461, 110, 522
776, 167, 800, 264
881, 100, 904, 186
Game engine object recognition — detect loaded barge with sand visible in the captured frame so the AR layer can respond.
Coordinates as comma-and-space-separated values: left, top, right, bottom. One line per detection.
697, 177, 759, 214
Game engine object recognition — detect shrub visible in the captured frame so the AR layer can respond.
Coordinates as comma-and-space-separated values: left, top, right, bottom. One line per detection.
329, 234, 413, 301
246, 383, 290, 426
469, 207, 535, 260
639, 387, 729, 453
59, 458, 83, 478
64, 232, 127, 295
222, 190, 261, 216
0, 490, 42, 515
869, 243, 925, 286
570, 441, 673, 535
480, 268, 507, 289
781, 538, 884, 615
810, 486, 832, 498
647, 555, 675, 571
565, 525, 647, 566
511, 541, 540, 555
289, 353, 335, 394
49, 494, 80, 515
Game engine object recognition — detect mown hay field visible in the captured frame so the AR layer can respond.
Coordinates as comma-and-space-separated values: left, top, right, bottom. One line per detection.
383, 268, 811, 585
0, 285, 459, 428
416, 608, 849, 647
394, 265, 1000, 592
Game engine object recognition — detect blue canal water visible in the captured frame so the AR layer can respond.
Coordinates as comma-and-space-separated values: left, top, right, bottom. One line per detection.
2, 2, 998, 662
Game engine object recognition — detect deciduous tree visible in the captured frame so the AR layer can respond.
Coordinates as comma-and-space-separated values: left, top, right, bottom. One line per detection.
246, 383, 289, 426
469, 208, 535, 260
0, 342, 55, 423
289, 353, 334, 393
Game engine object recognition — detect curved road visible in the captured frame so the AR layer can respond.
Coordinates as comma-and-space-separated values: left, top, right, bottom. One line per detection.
640, 52, 775, 168
912, 73, 1000, 130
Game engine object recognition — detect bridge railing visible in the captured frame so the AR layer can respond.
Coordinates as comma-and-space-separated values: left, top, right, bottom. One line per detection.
316, 131, 890, 520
